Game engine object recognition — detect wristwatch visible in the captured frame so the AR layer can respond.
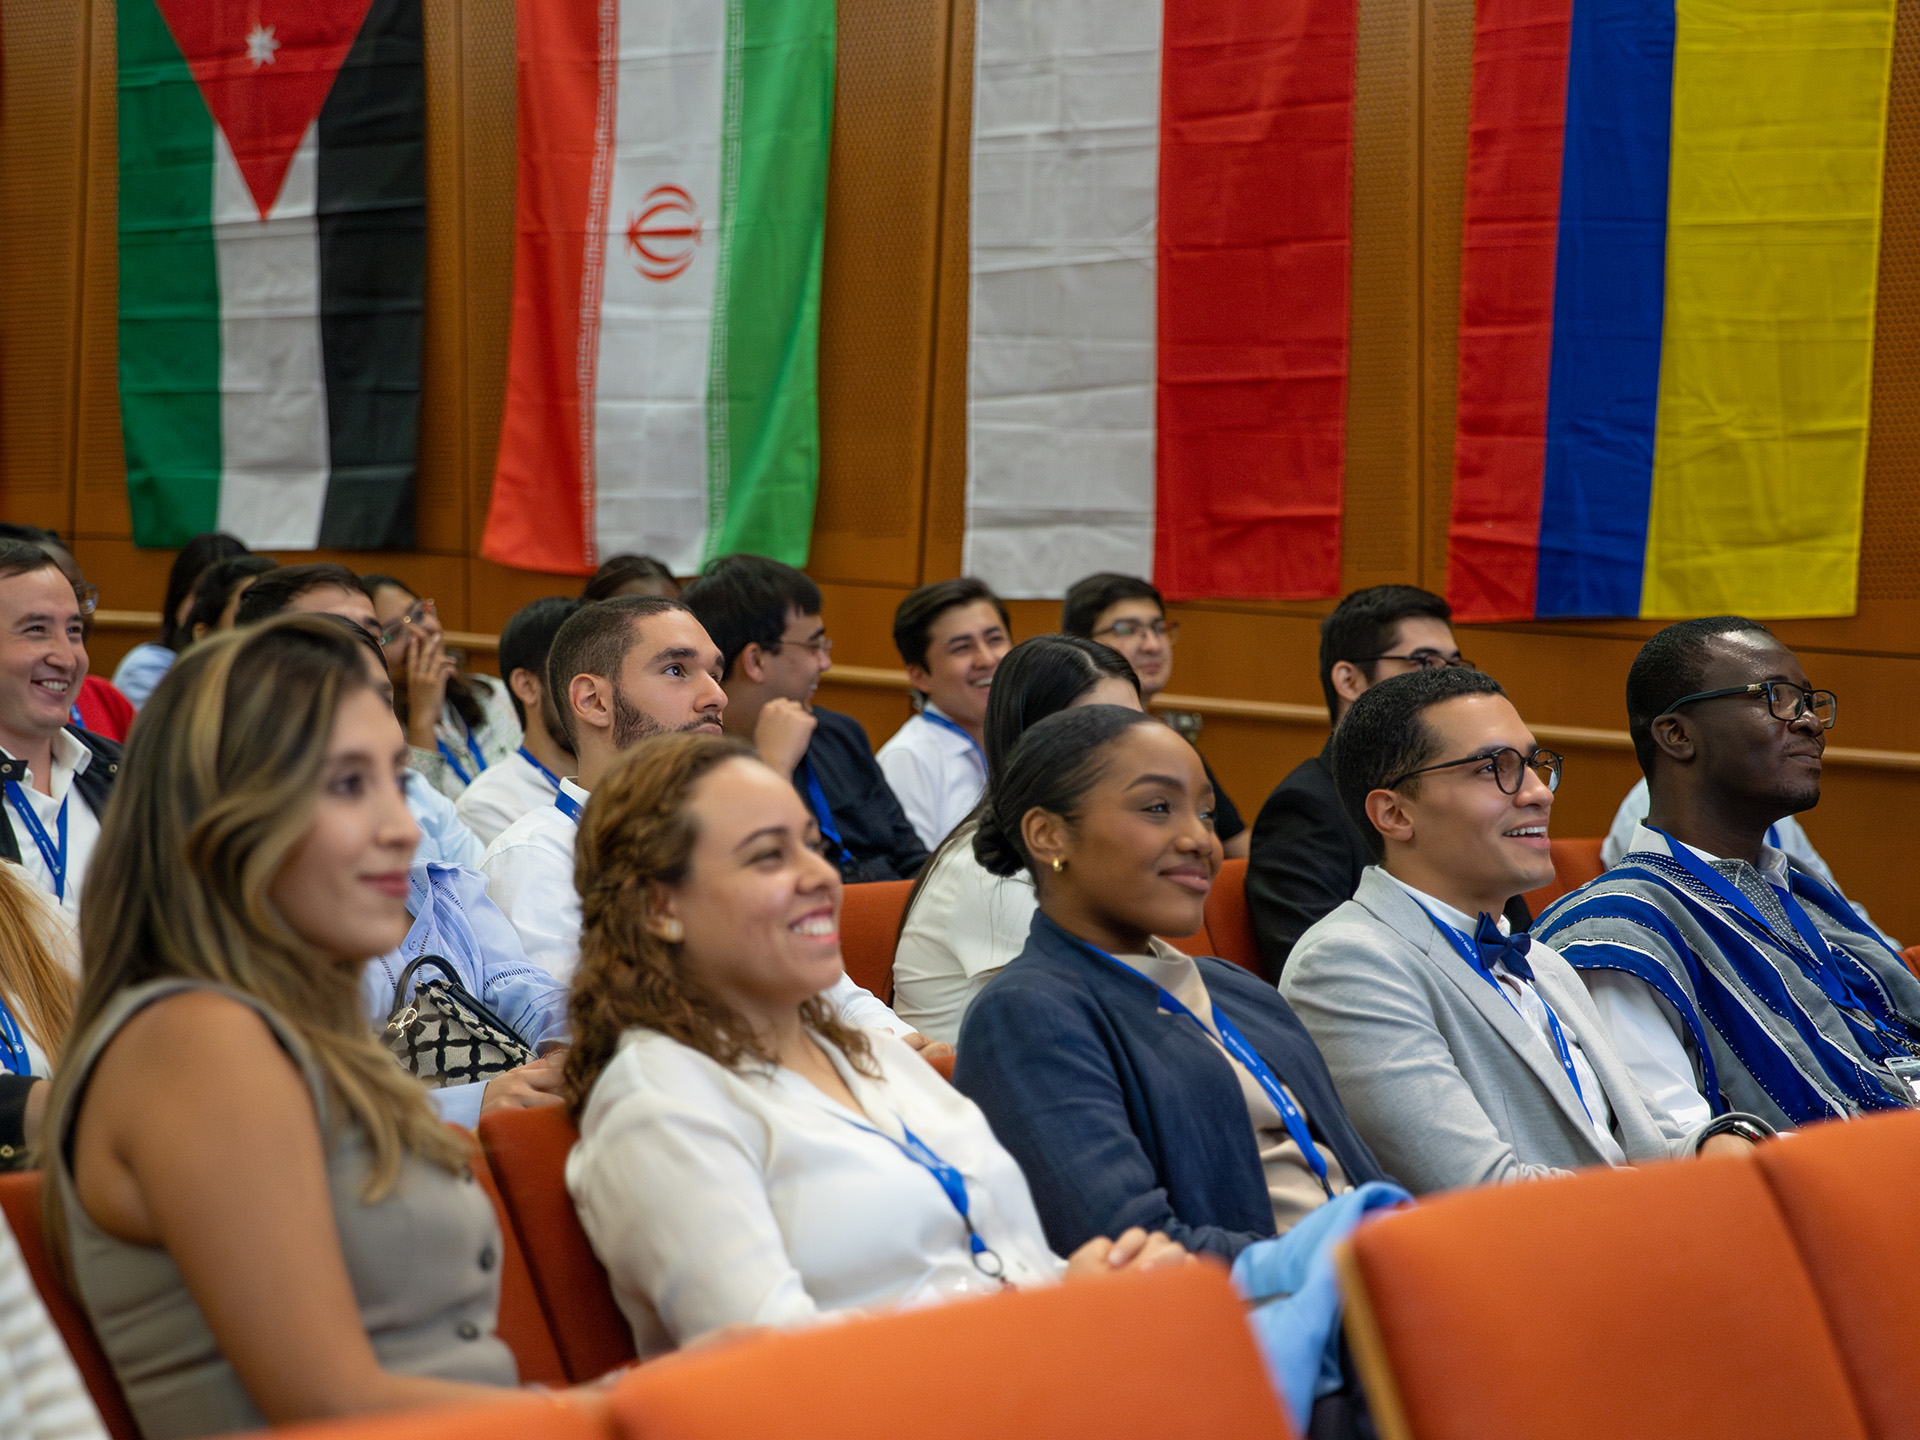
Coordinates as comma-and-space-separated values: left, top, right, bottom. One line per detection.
1695, 1113, 1771, 1149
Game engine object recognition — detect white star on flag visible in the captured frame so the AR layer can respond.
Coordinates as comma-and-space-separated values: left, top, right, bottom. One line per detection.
245, 24, 280, 67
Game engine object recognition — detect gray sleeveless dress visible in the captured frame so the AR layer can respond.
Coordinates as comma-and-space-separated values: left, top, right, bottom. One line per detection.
49, 980, 518, 1439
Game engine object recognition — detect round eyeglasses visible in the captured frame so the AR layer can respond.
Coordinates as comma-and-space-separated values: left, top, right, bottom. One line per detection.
378, 597, 436, 648
1357, 650, 1475, 672
1385, 746, 1563, 795
1655, 680, 1836, 731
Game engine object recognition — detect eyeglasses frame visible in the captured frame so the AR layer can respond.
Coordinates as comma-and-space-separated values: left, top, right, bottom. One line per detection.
1654, 680, 1837, 730
1383, 745, 1564, 796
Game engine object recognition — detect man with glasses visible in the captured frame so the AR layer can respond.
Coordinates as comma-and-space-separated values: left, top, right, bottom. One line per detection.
1247, 584, 1524, 980
1278, 667, 1764, 1193
1536, 617, 1920, 1132
1061, 573, 1248, 858
684, 555, 929, 883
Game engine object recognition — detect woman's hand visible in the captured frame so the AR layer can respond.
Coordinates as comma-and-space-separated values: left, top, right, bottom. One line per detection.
481, 1054, 568, 1116
1063, 1226, 1191, 1282
403, 628, 457, 749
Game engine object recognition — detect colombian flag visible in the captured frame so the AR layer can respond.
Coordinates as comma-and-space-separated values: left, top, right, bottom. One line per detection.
1446, 0, 1896, 623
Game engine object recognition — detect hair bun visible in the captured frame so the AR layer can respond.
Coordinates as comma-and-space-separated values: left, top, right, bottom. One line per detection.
971, 805, 1025, 878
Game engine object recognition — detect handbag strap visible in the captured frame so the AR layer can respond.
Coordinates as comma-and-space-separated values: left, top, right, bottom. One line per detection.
387, 954, 465, 1022
386, 953, 537, 1058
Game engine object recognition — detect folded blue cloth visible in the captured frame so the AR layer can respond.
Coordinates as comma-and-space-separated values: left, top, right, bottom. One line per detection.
1230, 1181, 1413, 1431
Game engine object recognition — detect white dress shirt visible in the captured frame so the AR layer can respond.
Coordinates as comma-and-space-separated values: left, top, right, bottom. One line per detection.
1384, 872, 1624, 1162
454, 748, 560, 848
567, 1026, 1062, 1356
2, 733, 102, 919
479, 778, 913, 1034
875, 705, 987, 850
890, 828, 1038, 1045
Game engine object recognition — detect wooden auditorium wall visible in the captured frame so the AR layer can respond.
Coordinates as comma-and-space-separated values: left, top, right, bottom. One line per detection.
4, 0, 1920, 936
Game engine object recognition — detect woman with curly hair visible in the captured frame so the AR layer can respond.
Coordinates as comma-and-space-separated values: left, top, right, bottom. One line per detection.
562, 733, 1184, 1358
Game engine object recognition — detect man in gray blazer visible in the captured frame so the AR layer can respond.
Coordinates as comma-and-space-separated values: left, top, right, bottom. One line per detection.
1280, 666, 1768, 1195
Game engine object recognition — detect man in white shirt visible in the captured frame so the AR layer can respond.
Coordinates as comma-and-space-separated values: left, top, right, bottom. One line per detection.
875, 578, 1011, 849
480, 596, 931, 1047
1281, 665, 1762, 1194
456, 597, 580, 846
0, 540, 113, 917
1536, 617, 1920, 1132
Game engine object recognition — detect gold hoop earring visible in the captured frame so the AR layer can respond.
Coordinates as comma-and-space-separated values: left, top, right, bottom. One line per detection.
1050, 857, 1065, 874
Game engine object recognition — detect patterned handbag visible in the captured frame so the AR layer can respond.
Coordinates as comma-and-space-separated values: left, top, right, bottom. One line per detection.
384, 955, 535, 1088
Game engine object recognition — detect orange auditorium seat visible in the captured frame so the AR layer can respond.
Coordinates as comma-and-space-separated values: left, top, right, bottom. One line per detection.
1903, 945, 1920, 982
468, 1148, 569, 1387
607, 1262, 1294, 1440
1338, 1159, 1867, 1440
839, 879, 914, 1002
1203, 858, 1263, 974
1163, 918, 1215, 957
261, 1392, 613, 1440
0, 1171, 141, 1440
1520, 836, 1606, 916
1755, 1110, 1920, 1440
477, 1106, 637, 1383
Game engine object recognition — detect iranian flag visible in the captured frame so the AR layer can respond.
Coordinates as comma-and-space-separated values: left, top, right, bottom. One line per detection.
481, 0, 834, 575
117, 0, 425, 550
964, 0, 1356, 600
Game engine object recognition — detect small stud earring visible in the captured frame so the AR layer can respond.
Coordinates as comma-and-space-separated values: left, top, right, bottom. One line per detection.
1050, 857, 1065, 874
658, 919, 684, 942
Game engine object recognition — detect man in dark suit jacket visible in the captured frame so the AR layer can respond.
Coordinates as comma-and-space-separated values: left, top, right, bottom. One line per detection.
1250, 586, 1527, 980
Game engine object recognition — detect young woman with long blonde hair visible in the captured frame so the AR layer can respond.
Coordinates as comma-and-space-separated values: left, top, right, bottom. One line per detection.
0, 860, 75, 1166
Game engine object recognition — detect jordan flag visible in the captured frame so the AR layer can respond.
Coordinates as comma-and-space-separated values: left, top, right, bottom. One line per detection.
480, 0, 834, 575
117, 0, 426, 550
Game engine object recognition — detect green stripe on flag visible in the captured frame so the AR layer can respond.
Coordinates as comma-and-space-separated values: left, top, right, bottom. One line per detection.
703, 0, 833, 564
118, 0, 222, 546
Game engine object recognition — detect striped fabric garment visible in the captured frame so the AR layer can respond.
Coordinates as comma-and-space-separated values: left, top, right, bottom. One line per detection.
0, 1213, 106, 1440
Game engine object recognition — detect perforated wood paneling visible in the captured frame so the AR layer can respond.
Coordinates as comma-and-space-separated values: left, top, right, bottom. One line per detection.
417, 0, 472, 568
921, 0, 973, 581
72, 0, 127, 540
1418, 0, 1475, 593
462, 0, 518, 550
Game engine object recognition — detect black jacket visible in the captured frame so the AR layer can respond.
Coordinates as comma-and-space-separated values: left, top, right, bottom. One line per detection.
794, 707, 929, 883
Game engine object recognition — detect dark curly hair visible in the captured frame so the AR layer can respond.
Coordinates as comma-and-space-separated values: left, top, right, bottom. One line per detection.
563, 732, 876, 1119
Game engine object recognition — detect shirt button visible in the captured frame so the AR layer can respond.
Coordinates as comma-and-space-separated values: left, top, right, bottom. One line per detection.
478, 1245, 496, 1272
457, 1321, 481, 1341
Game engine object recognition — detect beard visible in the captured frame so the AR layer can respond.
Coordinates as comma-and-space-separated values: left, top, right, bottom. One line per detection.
609, 687, 715, 750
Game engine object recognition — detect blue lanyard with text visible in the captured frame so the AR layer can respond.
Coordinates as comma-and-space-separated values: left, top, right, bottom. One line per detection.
920, 708, 986, 767
437, 727, 488, 786
834, 1112, 1006, 1279
517, 746, 562, 793
553, 787, 584, 823
1418, 903, 1594, 1125
0, 998, 27, 1077
1075, 938, 1331, 1196
4, 782, 67, 903
799, 759, 851, 862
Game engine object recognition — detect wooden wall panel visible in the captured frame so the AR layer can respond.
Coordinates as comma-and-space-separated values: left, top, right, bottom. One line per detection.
920, 0, 974, 582
1418, 0, 1475, 591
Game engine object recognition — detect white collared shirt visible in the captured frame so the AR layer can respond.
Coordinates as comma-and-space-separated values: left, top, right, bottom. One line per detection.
890, 828, 1037, 1045
455, 748, 561, 848
1386, 872, 1623, 1161
875, 704, 987, 850
1, 732, 102, 918
480, 778, 914, 1035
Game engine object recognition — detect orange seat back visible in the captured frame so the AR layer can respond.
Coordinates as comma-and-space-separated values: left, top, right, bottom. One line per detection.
1162, 919, 1215, 957
1203, 858, 1262, 974
1340, 1159, 1866, 1440
608, 1263, 1293, 1440
468, 1147, 569, 1387
1520, 836, 1606, 916
262, 1392, 614, 1440
1755, 1111, 1920, 1440
477, 1106, 636, 1383
0, 1172, 141, 1440
1903, 945, 1920, 982
839, 879, 914, 1003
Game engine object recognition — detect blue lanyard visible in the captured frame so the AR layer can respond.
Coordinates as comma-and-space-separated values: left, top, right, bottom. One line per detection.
69, 704, 82, 727
517, 746, 562, 793
0, 998, 27, 1077
5, 782, 67, 903
436, 726, 488, 786
1417, 903, 1596, 1127
553, 786, 584, 823
1074, 938, 1331, 1196
920, 708, 986, 767
834, 1112, 1006, 1279
798, 759, 851, 862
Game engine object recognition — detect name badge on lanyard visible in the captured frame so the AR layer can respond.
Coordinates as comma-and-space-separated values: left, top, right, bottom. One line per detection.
5, 781, 68, 903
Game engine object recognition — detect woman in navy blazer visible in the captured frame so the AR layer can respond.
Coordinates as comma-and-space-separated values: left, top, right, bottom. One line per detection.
954, 706, 1388, 1261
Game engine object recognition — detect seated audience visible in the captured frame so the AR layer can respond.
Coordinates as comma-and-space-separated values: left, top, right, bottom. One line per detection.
684, 556, 927, 882
41, 617, 525, 1438
455, 597, 581, 846
1280, 667, 1767, 1196
239, 568, 486, 870
583, 553, 680, 601
110, 531, 248, 708
0, 859, 75, 1169
0, 526, 134, 743
0, 539, 118, 915
1536, 618, 1920, 1130
954, 706, 1389, 1260
1061, 573, 1248, 859
877, 579, 1011, 849
562, 732, 1184, 1358
182, 554, 278, 645
892, 635, 1142, 1043
363, 575, 522, 802
479, 599, 927, 1047
1248, 585, 1526, 982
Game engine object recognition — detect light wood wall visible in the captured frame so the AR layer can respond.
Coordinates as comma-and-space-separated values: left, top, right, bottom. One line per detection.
5, 0, 1920, 936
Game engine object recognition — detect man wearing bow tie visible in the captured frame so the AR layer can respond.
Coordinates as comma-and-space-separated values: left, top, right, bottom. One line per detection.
1279, 666, 1766, 1196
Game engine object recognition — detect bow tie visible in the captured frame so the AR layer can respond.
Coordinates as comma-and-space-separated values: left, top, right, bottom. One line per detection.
1472, 912, 1536, 984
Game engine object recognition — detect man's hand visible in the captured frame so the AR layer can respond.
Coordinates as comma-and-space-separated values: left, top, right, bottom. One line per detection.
480, 1053, 567, 1116
900, 1032, 956, 1067
1697, 1133, 1758, 1161
755, 698, 818, 776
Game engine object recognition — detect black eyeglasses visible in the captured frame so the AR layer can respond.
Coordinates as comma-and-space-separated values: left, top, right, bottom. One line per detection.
1094, 618, 1179, 643
1385, 746, 1563, 795
1656, 680, 1837, 730
1358, 650, 1475, 672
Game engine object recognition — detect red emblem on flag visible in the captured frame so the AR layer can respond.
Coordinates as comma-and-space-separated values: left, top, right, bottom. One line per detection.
624, 186, 703, 282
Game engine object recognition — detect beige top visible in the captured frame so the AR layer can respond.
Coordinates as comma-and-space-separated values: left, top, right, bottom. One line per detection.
1113, 941, 1348, 1231
50, 980, 517, 1440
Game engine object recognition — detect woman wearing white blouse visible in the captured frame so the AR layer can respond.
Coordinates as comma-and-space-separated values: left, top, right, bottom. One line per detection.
562, 733, 1184, 1357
